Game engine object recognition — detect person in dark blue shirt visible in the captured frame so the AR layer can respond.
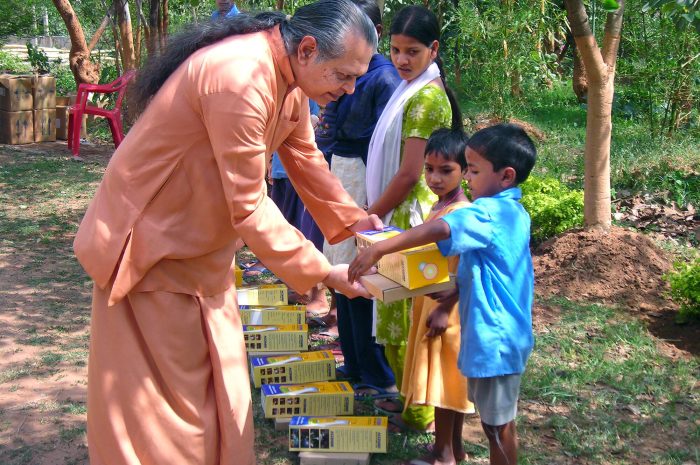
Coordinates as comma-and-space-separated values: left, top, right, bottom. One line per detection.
211, 0, 239, 19
317, 0, 402, 400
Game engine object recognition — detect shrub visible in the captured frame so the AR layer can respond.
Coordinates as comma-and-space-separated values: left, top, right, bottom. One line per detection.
666, 258, 700, 323
0, 50, 31, 73
520, 175, 584, 243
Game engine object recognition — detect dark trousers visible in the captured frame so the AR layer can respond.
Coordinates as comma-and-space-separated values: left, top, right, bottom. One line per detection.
336, 293, 395, 388
270, 178, 323, 251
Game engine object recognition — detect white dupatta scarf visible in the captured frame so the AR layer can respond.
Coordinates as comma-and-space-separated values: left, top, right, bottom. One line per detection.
366, 62, 441, 226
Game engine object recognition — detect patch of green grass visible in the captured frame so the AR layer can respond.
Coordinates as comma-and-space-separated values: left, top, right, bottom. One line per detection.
59, 425, 86, 442
61, 401, 87, 416
40, 352, 64, 367
0, 366, 30, 384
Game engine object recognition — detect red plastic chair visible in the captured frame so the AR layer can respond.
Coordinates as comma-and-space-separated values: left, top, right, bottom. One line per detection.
67, 70, 136, 159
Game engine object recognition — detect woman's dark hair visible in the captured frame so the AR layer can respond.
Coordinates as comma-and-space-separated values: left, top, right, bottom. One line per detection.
424, 128, 468, 170
132, 0, 377, 114
389, 5, 462, 131
352, 0, 382, 27
467, 123, 537, 184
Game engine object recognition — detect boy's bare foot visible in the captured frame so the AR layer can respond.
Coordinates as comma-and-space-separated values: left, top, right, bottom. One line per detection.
424, 443, 466, 462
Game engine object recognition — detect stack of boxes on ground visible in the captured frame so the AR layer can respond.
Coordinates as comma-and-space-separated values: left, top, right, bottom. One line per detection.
235, 265, 388, 464
0, 74, 57, 144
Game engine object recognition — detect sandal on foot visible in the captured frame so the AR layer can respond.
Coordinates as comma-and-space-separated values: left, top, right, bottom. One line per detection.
374, 397, 404, 415
352, 383, 399, 401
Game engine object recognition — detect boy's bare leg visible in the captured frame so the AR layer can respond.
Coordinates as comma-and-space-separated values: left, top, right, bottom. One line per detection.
482, 421, 517, 465
452, 412, 466, 461
431, 407, 458, 465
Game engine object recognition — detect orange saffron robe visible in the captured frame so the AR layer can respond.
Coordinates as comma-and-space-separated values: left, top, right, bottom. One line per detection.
74, 26, 365, 465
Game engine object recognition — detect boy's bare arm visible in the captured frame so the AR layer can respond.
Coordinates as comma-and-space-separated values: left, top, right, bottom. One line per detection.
348, 220, 451, 282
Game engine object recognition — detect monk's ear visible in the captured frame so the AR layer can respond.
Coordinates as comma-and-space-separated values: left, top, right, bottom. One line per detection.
297, 36, 318, 65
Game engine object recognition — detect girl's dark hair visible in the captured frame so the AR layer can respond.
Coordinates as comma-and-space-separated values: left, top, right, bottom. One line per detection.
424, 128, 468, 170
390, 5, 462, 131
132, 0, 377, 115
467, 123, 537, 184
352, 0, 382, 27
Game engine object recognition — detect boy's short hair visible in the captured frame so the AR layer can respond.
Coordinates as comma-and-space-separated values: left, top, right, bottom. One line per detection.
467, 123, 536, 184
425, 128, 469, 170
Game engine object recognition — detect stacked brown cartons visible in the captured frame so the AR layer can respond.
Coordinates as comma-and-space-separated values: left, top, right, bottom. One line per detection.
32, 75, 56, 142
0, 74, 34, 144
55, 95, 70, 140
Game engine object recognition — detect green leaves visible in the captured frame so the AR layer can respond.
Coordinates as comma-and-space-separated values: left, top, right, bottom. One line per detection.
601, 0, 620, 13
666, 258, 700, 323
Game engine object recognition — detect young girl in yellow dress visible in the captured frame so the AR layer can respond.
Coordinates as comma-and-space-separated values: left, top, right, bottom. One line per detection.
402, 128, 474, 465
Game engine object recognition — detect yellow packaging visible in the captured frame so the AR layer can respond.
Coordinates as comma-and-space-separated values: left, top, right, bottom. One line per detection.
234, 266, 243, 287
261, 381, 353, 418
356, 226, 449, 290
239, 305, 306, 325
243, 324, 307, 352
289, 416, 388, 453
250, 350, 336, 388
237, 284, 288, 306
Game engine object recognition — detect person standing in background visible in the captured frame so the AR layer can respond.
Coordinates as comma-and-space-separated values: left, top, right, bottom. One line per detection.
212, 0, 239, 19
316, 0, 402, 400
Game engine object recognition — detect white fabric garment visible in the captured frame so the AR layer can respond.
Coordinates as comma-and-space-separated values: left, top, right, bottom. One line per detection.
365, 62, 441, 225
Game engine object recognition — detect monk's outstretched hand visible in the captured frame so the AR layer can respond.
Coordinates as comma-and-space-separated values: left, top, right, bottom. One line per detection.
322, 264, 371, 299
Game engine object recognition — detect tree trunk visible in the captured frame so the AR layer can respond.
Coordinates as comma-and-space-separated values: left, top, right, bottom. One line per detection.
51, 0, 100, 85
147, 0, 161, 56
564, 0, 624, 230
116, 0, 137, 70
572, 44, 588, 102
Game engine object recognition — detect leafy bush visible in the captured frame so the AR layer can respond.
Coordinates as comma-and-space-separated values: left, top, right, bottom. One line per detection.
520, 175, 584, 243
0, 50, 31, 73
666, 258, 700, 323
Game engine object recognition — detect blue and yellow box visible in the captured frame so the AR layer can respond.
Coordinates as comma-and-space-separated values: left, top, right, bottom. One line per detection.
242, 324, 307, 352
289, 416, 388, 453
250, 350, 336, 388
261, 381, 353, 418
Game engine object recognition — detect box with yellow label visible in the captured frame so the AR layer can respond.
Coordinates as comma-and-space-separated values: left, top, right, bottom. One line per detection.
243, 324, 307, 352
240, 305, 306, 325
356, 226, 449, 290
289, 416, 387, 453
237, 284, 288, 306
261, 381, 353, 418
250, 350, 336, 388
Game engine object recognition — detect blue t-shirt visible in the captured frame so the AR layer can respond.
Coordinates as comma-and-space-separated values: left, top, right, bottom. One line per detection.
436, 187, 534, 378
271, 100, 320, 179
211, 4, 239, 19
315, 54, 400, 163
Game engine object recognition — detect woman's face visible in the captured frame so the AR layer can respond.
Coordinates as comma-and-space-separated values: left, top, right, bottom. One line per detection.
390, 34, 438, 82
292, 32, 373, 106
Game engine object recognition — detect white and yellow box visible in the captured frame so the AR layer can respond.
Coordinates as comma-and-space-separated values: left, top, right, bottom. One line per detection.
243, 324, 307, 352
261, 381, 353, 419
250, 350, 336, 388
356, 226, 449, 289
239, 305, 306, 325
289, 416, 388, 453
237, 284, 288, 306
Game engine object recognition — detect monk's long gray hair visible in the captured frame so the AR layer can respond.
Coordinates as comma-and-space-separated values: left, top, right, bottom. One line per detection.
131, 0, 377, 115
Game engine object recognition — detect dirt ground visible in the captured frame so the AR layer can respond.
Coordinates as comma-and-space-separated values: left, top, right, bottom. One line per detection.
0, 141, 698, 464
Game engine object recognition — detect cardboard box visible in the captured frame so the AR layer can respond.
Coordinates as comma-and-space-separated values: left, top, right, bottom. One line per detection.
234, 266, 243, 287
299, 452, 371, 465
289, 416, 388, 453
261, 381, 353, 418
0, 74, 33, 111
240, 305, 306, 325
33, 108, 56, 142
356, 226, 450, 289
55, 105, 69, 140
0, 110, 33, 144
243, 324, 307, 352
360, 273, 457, 304
250, 350, 336, 388
32, 75, 56, 109
55, 96, 71, 106
237, 284, 288, 306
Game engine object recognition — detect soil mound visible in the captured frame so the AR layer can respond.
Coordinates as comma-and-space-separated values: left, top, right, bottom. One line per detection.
533, 226, 673, 312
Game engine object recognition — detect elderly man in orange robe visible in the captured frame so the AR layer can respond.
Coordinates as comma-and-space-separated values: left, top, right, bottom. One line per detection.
73, 2, 380, 464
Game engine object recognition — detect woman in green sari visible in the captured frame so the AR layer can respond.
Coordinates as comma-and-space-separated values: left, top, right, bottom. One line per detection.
365, 5, 463, 432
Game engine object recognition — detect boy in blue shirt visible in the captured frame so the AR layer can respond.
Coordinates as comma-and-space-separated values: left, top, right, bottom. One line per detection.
349, 123, 536, 465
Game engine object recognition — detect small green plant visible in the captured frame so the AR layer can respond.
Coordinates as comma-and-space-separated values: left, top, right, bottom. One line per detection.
666, 257, 700, 322
26, 42, 52, 74
0, 50, 31, 73
520, 175, 584, 243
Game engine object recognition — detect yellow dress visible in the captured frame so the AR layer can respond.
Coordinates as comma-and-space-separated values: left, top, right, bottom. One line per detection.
401, 201, 474, 413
